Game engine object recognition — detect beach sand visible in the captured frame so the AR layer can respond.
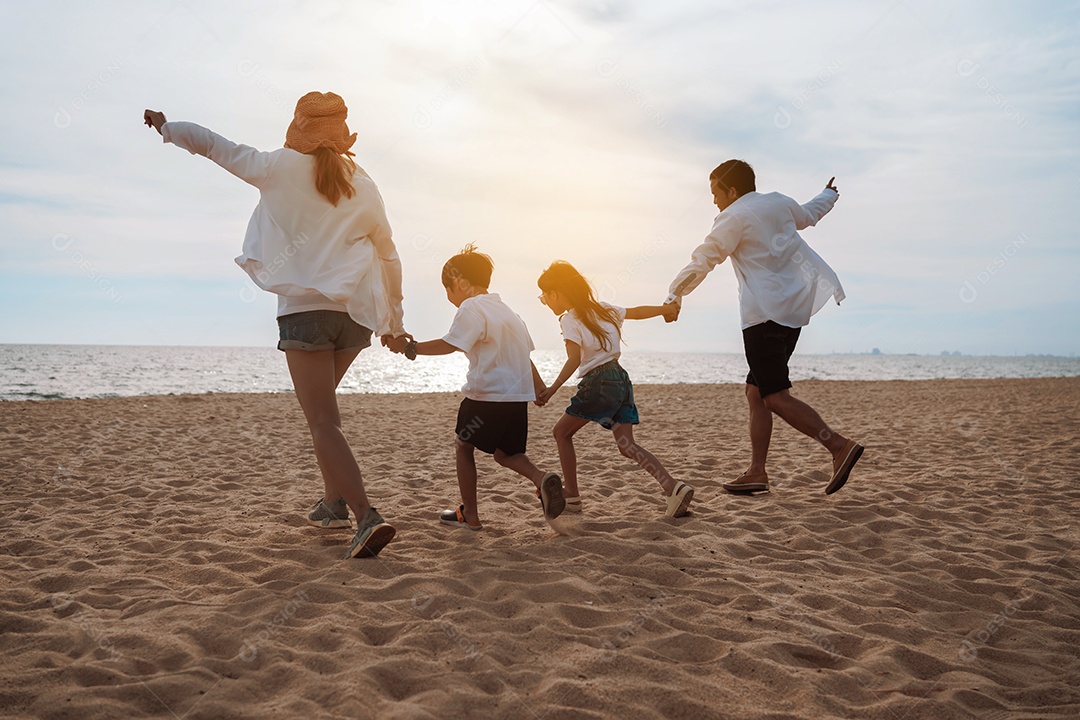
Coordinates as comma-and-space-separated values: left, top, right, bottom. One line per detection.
2, 379, 1079, 719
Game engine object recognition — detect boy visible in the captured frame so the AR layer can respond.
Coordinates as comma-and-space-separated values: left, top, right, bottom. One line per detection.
665, 159, 864, 495
408, 245, 564, 529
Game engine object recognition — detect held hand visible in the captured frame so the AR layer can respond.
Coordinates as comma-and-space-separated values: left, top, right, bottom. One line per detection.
661, 302, 681, 323
381, 333, 412, 354
826, 176, 839, 195
535, 387, 553, 406
143, 109, 167, 135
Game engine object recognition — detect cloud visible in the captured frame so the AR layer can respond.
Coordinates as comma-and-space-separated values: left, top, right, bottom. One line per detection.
0, 0, 1078, 354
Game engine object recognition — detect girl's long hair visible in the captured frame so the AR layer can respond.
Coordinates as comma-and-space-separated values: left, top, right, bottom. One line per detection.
312, 146, 357, 206
538, 261, 622, 351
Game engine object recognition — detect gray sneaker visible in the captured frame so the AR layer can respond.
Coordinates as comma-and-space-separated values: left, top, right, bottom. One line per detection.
344, 507, 396, 559
306, 497, 351, 529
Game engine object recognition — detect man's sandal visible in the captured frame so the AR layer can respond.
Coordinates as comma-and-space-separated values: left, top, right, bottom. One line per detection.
826, 440, 864, 494
722, 472, 769, 493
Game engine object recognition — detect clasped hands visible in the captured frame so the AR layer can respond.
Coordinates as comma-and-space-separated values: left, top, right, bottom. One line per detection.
381, 334, 413, 355
661, 300, 680, 324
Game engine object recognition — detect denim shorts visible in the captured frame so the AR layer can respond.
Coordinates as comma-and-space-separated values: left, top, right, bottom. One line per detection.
566, 360, 639, 429
277, 310, 373, 353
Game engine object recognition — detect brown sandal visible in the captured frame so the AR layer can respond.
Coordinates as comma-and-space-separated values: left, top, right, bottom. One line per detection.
826, 441, 863, 494
722, 472, 769, 493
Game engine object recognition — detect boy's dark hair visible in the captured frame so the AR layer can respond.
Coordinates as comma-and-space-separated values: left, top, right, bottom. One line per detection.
710, 159, 756, 196
442, 243, 493, 289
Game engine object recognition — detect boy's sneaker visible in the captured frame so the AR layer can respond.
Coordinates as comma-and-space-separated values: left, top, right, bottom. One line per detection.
306, 497, 351, 529
538, 472, 565, 520
344, 507, 396, 559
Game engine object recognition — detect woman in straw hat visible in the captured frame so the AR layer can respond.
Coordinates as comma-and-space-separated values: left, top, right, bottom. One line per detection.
144, 92, 406, 559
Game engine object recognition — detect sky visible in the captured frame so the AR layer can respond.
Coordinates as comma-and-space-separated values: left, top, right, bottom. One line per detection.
1, 0, 1078, 356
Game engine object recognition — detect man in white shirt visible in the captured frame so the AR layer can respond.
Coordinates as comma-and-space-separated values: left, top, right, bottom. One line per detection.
666, 159, 863, 495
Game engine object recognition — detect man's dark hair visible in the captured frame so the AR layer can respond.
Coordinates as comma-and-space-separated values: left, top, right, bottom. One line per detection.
442, 243, 493, 288
709, 159, 756, 196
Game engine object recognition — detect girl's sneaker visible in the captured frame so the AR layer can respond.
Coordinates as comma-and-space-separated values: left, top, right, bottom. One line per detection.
306, 497, 351, 529
563, 496, 582, 513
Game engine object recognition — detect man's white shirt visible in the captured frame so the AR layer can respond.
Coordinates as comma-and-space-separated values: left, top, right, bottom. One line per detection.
669, 189, 844, 329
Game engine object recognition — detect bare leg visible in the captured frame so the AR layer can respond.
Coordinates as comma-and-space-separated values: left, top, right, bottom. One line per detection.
611, 424, 677, 495
313, 348, 362, 502
493, 450, 545, 487
552, 414, 589, 498
762, 388, 849, 459
334, 349, 360, 388
285, 350, 371, 519
455, 438, 480, 525
746, 384, 772, 475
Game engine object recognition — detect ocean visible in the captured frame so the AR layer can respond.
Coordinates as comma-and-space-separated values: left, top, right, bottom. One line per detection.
2, 344, 1078, 401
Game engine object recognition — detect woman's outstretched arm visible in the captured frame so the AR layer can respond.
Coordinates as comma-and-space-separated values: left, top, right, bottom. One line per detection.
144, 109, 277, 188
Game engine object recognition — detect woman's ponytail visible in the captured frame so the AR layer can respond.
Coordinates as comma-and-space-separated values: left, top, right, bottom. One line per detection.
312, 146, 357, 206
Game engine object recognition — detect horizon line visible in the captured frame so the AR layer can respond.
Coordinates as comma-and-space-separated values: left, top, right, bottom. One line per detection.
0, 342, 1076, 359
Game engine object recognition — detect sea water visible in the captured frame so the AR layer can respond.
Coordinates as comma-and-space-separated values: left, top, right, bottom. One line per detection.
2, 344, 1078, 401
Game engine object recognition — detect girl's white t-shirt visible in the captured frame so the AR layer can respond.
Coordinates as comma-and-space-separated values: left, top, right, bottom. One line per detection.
559, 303, 626, 377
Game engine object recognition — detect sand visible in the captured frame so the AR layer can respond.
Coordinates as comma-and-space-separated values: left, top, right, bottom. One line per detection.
2, 378, 1079, 720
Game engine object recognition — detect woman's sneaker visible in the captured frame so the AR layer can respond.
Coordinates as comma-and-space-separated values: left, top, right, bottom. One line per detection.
306, 498, 351, 529
344, 508, 396, 559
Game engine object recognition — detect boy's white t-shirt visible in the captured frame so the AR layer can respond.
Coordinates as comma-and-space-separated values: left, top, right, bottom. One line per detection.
443, 293, 536, 402
560, 303, 626, 377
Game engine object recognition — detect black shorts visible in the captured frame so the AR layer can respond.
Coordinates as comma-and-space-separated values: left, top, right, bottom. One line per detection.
742, 321, 802, 397
456, 398, 528, 456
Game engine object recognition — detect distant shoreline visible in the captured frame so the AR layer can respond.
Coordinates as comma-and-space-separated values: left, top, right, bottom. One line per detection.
0, 342, 1075, 359
6, 376, 1080, 404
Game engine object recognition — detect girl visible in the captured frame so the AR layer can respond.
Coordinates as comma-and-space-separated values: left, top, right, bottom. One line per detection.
143, 92, 407, 559
536, 261, 693, 517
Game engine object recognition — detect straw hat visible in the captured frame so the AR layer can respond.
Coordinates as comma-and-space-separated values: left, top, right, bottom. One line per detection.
283, 91, 357, 154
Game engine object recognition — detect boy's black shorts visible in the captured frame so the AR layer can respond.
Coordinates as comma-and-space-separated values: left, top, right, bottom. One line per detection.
456, 398, 528, 455
742, 321, 802, 398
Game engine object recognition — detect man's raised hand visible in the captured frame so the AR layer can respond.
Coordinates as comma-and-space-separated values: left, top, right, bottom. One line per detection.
826, 177, 839, 195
